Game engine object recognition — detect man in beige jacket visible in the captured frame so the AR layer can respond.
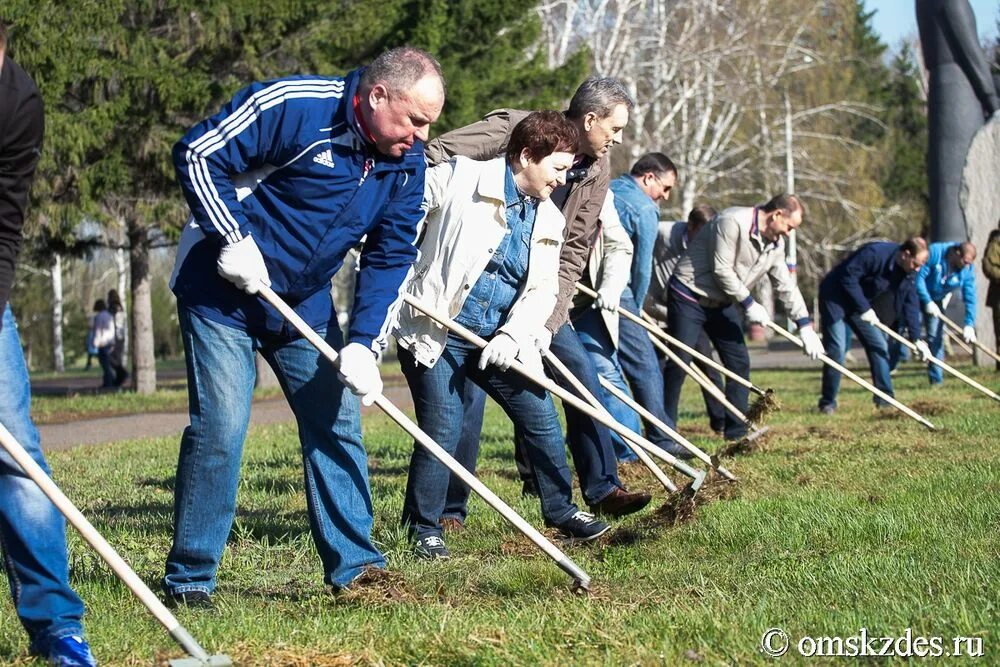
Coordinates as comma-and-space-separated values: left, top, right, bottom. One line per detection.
663, 194, 823, 440
427, 78, 652, 528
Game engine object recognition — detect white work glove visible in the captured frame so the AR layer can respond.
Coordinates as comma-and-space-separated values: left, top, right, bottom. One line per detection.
217, 234, 271, 295
534, 327, 553, 355
798, 325, 823, 360
858, 309, 880, 326
744, 301, 771, 325
914, 339, 932, 363
479, 332, 520, 371
924, 301, 942, 319
593, 286, 620, 312
336, 343, 382, 406
963, 325, 977, 344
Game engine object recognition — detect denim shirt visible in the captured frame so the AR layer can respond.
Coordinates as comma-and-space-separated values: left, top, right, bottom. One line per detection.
609, 175, 660, 306
454, 164, 537, 336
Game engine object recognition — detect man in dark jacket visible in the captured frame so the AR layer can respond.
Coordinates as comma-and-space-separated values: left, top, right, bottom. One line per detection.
0, 19, 98, 667
817, 238, 932, 414
426, 78, 653, 527
164, 47, 444, 604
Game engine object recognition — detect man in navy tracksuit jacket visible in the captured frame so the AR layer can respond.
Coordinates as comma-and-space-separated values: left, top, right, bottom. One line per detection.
817, 238, 931, 413
164, 47, 445, 602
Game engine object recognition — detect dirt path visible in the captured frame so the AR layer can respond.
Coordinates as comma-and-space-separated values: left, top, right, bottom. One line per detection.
38, 385, 414, 452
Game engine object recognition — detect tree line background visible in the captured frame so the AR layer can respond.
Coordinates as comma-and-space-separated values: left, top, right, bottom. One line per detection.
2, 0, 997, 392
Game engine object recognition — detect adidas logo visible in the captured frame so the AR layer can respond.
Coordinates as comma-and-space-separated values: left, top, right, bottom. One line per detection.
313, 149, 335, 168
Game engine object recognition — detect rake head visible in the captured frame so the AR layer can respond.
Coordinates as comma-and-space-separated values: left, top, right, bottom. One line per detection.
169, 656, 233, 667
718, 425, 771, 458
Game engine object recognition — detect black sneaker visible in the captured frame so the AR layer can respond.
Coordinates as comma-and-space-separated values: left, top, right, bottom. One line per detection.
165, 589, 214, 609
414, 535, 450, 560
553, 511, 611, 542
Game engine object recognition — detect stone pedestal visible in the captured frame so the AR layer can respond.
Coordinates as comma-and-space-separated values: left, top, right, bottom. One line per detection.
960, 117, 1000, 367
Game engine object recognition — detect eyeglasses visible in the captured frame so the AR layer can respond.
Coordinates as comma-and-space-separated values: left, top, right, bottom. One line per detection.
649, 173, 673, 193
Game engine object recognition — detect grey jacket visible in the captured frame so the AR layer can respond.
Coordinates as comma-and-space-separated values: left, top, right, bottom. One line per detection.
644, 220, 688, 323
673, 206, 809, 321
425, 109, 611, 332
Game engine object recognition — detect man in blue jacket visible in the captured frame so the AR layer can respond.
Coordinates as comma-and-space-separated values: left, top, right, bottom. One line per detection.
164, 47, 445, 604
817, 238, 932, 414
898, 241, 978, 385
575, 153, 691, 459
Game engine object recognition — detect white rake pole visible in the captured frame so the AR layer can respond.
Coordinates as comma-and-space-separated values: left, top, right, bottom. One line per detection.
872, 320, 1000, 403
402, 294, 705, 488
936, 312, 1000, 365
538, 349, 683, 493
643, 328, 762, 432
595, 376, 737, 481
575, 282, 765, 395
765, 321, 937, 430
0, 422, 229, 666
259, 286, 591, 589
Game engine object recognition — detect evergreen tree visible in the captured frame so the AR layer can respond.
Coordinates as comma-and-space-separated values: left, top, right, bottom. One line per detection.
881, 43, 929, 227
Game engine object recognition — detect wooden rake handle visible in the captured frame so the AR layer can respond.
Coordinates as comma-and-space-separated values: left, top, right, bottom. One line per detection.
936, 311, 1000, 365
873, 320, 1000, 403
573, 282, 765, 395
764, 321, 936, 430
259, 286, 591, 588
401, 293, 702, 484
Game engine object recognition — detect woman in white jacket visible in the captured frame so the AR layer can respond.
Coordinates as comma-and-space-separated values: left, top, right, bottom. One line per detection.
396, 111, 610, 559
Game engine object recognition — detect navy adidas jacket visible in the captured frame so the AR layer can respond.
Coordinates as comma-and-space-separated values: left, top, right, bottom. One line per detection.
819, 241, 922, 341
171, 68, 424, 352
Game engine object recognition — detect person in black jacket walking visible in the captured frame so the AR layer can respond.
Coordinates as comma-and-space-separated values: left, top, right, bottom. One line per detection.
0, 19, 98, 667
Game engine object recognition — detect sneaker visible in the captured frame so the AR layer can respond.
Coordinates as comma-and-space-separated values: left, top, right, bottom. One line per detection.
589, 487, 652, 518
818, 404, 836, 415
45, 635, 97, 667
165, 589, 214, 609
414, 534, 450, 560
552, 511, 611, 542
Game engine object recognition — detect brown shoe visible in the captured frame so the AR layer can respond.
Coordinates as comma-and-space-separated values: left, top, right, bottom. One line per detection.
439, 517, 465, 533
589, 487, 652, 518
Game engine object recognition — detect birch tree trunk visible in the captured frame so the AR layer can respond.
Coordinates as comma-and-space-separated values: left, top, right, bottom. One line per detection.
51, 253, 64, 372
115, 245, 130, 362
128, 220, 157, 394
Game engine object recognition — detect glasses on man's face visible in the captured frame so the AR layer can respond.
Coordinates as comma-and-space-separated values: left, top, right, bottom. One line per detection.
650, 173, 673, 194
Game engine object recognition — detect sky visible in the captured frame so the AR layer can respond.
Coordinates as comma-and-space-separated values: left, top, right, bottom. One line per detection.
870, 0, 999, 50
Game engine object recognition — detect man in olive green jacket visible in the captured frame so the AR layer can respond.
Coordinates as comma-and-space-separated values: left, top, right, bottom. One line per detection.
425, 78, 656, 526
983, 226, 1000, 369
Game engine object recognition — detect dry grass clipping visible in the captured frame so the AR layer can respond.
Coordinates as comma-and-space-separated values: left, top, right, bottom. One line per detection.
745, 388, 781, 424
718, 426, 772, 458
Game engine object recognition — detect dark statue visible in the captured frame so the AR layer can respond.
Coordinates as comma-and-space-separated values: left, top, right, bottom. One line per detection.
916, 0, 999, 242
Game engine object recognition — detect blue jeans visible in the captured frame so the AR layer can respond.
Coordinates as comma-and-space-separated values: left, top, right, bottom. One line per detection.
571, 306, 641, 462
662, 292, 750, 440
399, 336, 577, 539
889, 306, 945, 385
0, 306, 85, 654
819, 302, 894, 409
441, 321, 622, 522
97, 345, 115, 387
163, 305, 384, 594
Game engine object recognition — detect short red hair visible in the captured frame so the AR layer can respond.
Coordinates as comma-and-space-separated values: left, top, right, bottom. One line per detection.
506, 111, 579, 164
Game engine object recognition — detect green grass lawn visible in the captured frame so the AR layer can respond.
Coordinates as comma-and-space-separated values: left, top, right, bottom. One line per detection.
29, 360, 405, 424
2, 363, 999, 665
